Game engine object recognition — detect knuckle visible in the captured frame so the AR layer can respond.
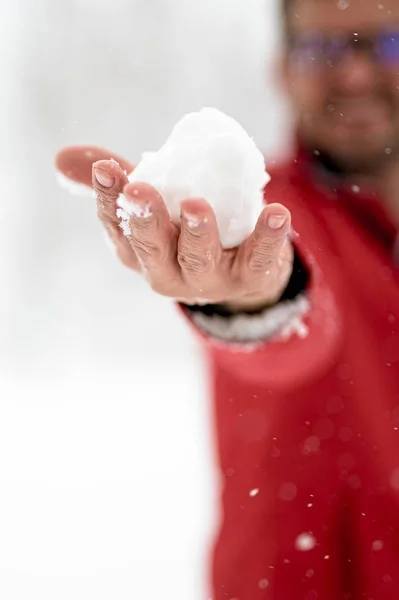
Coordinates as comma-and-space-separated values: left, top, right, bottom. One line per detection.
184, 222, 213, 244
253, 229, 281, 251
96, 193, 118, 219
130, 219, 154, 241
179, 250, 210, 275
184, 225, 204, 240
132, 237, 161, 264
248, 254, 274, 272
247, 236, 279, 271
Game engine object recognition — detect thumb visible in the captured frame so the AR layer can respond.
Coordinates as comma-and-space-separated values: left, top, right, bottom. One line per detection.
55, 145, 135, 191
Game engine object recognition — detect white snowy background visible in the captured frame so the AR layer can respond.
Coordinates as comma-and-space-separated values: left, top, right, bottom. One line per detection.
0, 1, 290, 598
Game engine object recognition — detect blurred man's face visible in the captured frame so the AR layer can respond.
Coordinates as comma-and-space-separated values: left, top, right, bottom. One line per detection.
284, 0, 399, 173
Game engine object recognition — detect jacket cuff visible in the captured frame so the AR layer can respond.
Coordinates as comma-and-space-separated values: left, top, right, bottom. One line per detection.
188, 294, 309, 343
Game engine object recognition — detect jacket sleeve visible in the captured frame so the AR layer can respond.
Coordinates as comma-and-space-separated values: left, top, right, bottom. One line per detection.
177, 194, 343, 391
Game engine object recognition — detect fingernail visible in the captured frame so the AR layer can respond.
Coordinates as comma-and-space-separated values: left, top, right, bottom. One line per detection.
267, 214, 287, 230
182, 210, 201, 228
94, 168, 114, 188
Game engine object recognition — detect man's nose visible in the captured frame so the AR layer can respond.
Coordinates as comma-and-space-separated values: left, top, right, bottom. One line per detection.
333, 50, 380, 92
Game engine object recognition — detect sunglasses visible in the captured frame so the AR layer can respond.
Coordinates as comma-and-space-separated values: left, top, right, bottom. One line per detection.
288, 30, 399, 69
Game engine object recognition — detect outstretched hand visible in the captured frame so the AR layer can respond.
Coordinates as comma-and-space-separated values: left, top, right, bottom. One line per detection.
56, 146, 293, 311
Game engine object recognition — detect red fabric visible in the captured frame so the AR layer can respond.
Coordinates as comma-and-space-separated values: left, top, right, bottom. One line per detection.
181, 155, 399, 599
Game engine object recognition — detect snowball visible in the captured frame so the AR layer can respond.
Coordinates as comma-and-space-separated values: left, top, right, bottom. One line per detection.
124, 107, 270, 249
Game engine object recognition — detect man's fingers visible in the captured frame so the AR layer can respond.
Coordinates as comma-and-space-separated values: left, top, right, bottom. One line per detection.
55, 145, 134, 189
235, 203, 291, 281
178, 199, 222, 286
92, 160, 141, 269
93, 159, 131, 222
121, 182, 180, 288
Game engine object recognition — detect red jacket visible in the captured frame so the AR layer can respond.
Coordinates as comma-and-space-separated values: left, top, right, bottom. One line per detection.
183, 152, 399, 600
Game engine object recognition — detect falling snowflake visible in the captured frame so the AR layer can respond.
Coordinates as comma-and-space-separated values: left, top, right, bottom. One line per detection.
306, 569, 315, 578
295, 533, 316, 551
278, 482, 298, 501
372, 540, 384, 551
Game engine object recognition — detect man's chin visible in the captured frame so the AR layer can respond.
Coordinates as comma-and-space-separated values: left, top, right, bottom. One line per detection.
301, 124, 398, 175
311, 126, 396, 173
327, 144, 395, 175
